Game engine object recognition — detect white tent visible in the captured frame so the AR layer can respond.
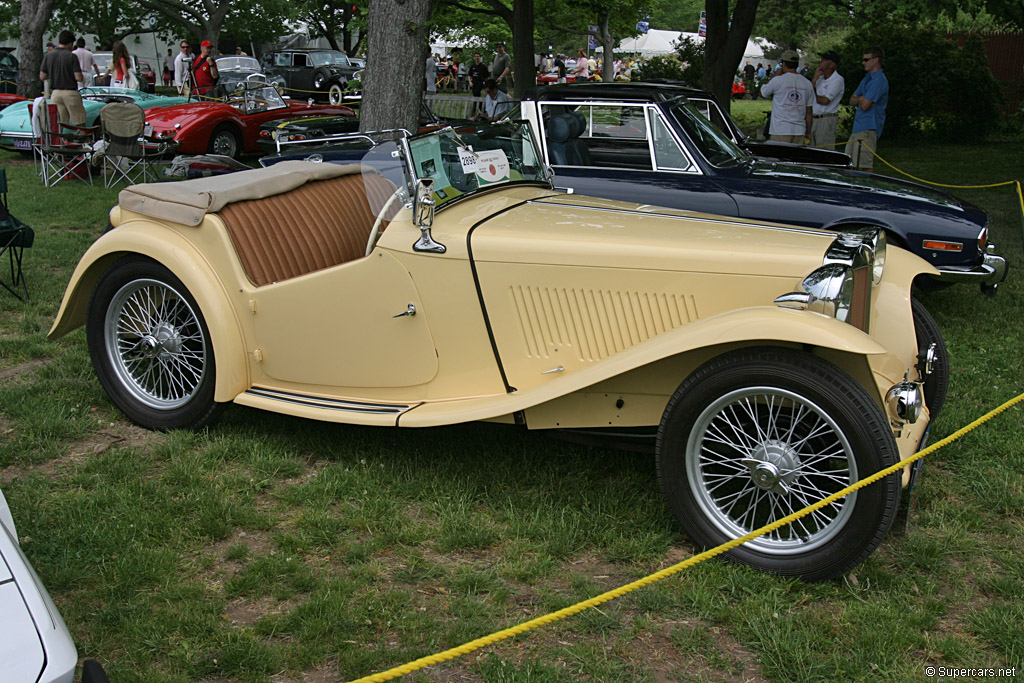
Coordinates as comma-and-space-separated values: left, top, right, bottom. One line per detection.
616, 29, 683, 57
616, 30, 769, 63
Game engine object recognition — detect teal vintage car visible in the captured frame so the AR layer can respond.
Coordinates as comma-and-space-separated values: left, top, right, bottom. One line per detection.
0, 87, 189, 151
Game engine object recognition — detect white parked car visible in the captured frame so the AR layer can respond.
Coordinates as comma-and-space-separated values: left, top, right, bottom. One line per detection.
0, 488, 109, 683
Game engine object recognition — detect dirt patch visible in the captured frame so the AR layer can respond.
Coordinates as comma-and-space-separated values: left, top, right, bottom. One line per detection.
2, 158, 33, 168
0, 359, 50, 383
269, 663, 345, 683
0, 422, 162, 484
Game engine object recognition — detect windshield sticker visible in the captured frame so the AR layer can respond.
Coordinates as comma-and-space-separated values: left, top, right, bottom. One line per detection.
475, 149, 511, 186
410, 136, 451, 190
457, 145, 478, 174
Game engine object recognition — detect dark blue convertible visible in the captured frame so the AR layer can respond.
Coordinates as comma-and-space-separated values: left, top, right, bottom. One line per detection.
519, 83, 1007, 293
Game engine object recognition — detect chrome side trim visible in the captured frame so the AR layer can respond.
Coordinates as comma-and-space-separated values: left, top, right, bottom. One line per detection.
529, 199, 835, 237
244, 387, 411, 414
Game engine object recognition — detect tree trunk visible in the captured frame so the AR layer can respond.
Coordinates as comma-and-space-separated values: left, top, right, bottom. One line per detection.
362, 0, 432, 132
702, 0, 759, 115
510, 0, 533, 98
18, 0, 55, 98
599, 12, 615, 82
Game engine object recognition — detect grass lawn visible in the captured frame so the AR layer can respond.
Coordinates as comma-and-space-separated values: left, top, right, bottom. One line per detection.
0, 138, 1022, 683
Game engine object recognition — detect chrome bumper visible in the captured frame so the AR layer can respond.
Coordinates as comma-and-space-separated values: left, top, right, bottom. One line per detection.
935, 244, 1008, 293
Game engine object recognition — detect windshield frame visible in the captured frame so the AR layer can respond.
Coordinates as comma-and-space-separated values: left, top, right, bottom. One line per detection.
395, 121, 551, 212
665, 98, 751, 169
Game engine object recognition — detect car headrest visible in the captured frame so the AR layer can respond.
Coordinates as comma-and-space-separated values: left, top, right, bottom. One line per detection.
568, 111, 586, 137
547, 114, 571, 143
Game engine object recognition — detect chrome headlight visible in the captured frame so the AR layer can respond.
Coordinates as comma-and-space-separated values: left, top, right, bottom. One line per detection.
775, 264, 855, 323
826, 227, 886, 286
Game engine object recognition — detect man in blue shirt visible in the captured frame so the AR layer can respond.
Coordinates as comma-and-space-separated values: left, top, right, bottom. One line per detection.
845, 46, 888, 171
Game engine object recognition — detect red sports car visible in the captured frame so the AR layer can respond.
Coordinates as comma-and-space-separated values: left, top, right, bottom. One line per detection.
144, 84, 355, 157
536, 68, 576, 85
139, 61, 156, 86
0, 93, 27, 111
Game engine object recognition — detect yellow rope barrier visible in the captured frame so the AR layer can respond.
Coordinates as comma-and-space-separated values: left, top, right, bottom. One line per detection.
346, 391, 1024, 683
850, 140, 1024, 249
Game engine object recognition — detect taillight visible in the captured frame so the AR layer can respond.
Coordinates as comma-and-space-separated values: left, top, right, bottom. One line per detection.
978, 226, 988, 251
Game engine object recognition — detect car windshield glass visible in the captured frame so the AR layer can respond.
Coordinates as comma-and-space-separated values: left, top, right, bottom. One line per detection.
667, 101, 749, 168
310, 51, 350, 67
399, 122, 547, 211
217, 56, 260, 71
227, 85, 287, 114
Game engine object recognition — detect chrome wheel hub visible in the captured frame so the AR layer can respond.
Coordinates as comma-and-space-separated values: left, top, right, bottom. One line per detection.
742, 440, 800, 495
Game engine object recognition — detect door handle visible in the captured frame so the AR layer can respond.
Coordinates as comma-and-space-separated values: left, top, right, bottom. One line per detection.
393, 303, 416, 318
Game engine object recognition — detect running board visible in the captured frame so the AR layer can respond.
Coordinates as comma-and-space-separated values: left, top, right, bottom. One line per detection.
235, 386, 417, 426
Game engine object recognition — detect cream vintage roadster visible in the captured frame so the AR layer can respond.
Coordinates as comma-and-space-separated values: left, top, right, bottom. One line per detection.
51, 122, 945, 580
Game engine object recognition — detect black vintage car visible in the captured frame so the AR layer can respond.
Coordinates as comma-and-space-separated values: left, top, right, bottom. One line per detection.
518, 82, 1007, 293
212, 55, 279, 98
0, 49, 18, 94
261, 49, 359, 105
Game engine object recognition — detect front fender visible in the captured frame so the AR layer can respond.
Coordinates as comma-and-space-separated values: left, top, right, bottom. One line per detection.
49, 222, 248, 403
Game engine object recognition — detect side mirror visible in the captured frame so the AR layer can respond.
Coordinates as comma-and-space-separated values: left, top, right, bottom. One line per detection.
412, 178, 445, 253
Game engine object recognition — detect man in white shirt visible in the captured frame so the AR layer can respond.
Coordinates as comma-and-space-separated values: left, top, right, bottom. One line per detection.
72, 38, 99, 88
760, 49, 814, 145
173, 41, 191, 88
810, 50, 845, 148
471, 79, 512, 121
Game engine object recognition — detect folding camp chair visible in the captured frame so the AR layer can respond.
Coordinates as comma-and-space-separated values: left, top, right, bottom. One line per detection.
99, 102, 171, 187
33, 101, 97, 187
0, 168, 33, 300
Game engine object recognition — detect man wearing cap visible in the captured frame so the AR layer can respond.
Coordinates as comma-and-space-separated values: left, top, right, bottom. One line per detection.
846, 46, 888, 172
190, 40, 219, 97
760, 49, 814, 145
39, 30, 85, 125
810, 50, 845, 147
490, 42, 511, 93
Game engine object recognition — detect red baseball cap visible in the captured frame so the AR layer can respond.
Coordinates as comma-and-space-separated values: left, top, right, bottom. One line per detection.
200, 40, 213, 47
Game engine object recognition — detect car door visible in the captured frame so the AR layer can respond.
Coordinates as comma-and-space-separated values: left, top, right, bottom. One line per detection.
539, 101, 739, 217
250, 250, 439, 389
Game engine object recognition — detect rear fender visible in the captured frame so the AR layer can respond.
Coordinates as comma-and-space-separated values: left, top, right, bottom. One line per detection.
48, 224, 248, 402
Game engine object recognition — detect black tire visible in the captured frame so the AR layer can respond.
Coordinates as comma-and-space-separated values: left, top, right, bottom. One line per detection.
86, 256, 222, 431
656, 347, 901, 581
207, 124, 240, 158
912, 297, 949, 417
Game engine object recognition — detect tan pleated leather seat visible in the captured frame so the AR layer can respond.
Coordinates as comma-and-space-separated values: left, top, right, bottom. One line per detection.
219, 172, 397, 287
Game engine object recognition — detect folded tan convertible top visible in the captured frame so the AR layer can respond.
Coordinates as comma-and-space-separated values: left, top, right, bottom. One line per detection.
118, 161, 363, 226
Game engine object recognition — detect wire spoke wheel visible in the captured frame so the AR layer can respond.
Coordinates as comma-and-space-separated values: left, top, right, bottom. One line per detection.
105, 278, 207, 410
687, 387, 857, 554
657, 348, 900, 580
87, 257, 222, 431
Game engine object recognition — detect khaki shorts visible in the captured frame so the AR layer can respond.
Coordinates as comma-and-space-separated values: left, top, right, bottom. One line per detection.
811, 116, 838, 148
845, 130, 878, 171
769, 134, 807, 145
51, 89, 86, 127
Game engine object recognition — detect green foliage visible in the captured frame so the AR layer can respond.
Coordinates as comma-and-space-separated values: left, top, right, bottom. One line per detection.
633, 35, 703, 85
836, 25, 1003, 141
933, 6, 1021, 32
